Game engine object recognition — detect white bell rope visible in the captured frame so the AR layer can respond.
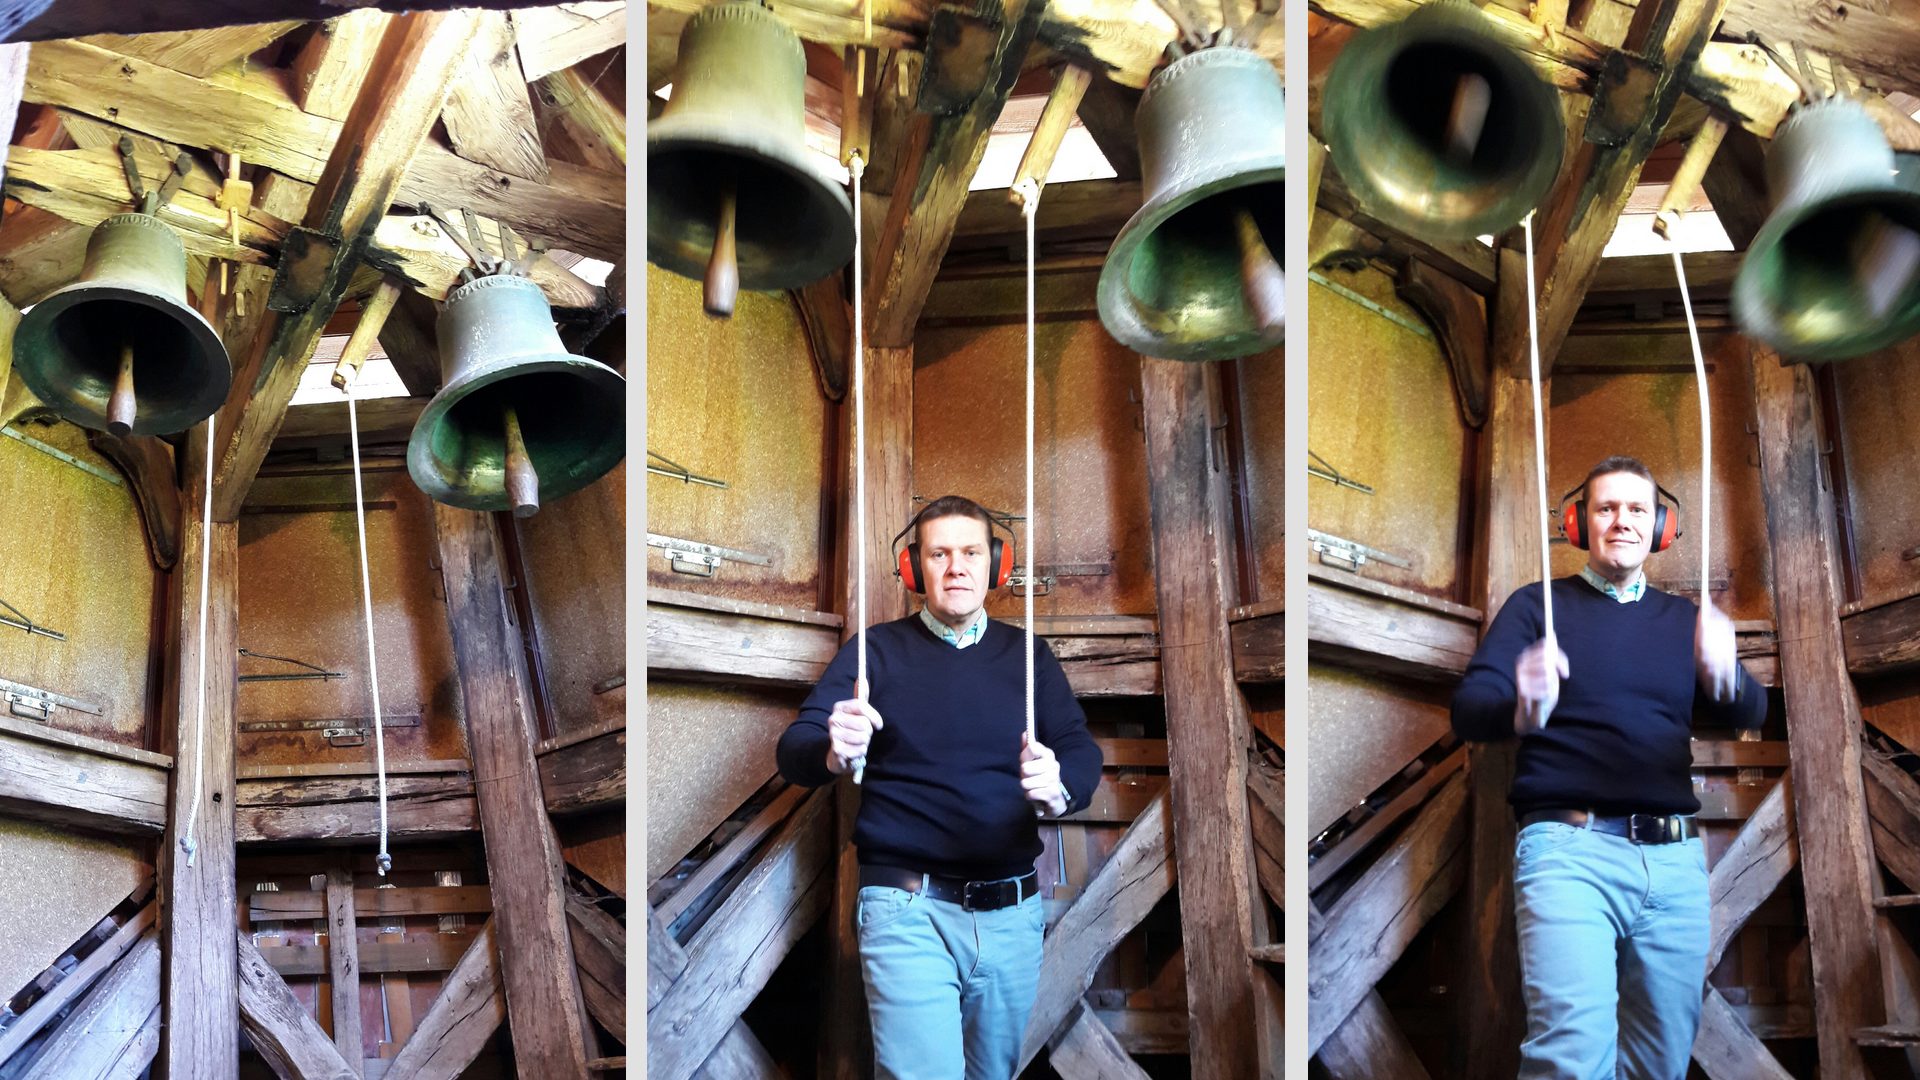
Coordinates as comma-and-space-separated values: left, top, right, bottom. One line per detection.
344, 371, 393, 875
179, 411, 217, 867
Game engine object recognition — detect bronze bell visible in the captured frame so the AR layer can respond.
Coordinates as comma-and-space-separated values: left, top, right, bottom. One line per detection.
1321, 0, 1565, 242
407, 275, 625, 517
647, 2, 854, 317
1732, 97, 1920, 362
1097, 46, 1286, 362
13, 212, 231, 436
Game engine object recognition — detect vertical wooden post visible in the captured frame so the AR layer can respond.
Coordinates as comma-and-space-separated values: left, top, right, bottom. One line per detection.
1140, 357, 1258, 1080
1751, 350, 1882, 1079
326, 867, 363, 1077
162, 512, 239, 1077
820, 343, 915, 1080
1458, 246, 1532, 1077
434, 505, 591, 1078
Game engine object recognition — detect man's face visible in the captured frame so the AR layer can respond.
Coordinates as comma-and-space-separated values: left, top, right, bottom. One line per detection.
1584, 471, 1658, 577
919, 514, 992, 624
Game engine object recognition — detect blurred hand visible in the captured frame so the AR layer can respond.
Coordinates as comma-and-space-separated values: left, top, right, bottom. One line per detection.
1514, 636, 1570, 735
1696, 601, 1740, 703
1020, 733, 1069, 818
826, 678, 885, 775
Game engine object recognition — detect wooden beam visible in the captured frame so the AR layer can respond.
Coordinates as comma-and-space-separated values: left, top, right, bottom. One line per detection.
1753, 349, 1883, 1078
79, 22, 302, 77
1721, 0, 1920, 98
1306, 569, 1480, 681
513, 3, 628, 83
442, 11, 549, 182
645, 911, 781, 1077
253, 885, 491, 921
865, 0, 1049, 346
1231, 606, 1285, 684
275, 397, 427, 448
1842, 593, 1920, 678
374, 286, 445, 396
0, 714, 168, 835
566, 891, 626, 1039
1317, 990, 1434, 1080
292, 10, 393, 121
539, 722, 625, 817
234, 773, 479, 845
1307, 769, 1469, 1056
1139, 357, 1257, 1080
21, 929, 161, 1078
648, 788, 834, 1080
383, 921, 506, 1080
436, 504, 592, 1077
1048, 1003, 1151, 1080
0, 208, 89, 308
0, 902, 157, 1068
163, 517, 239, 1078
206, 14, 481, 521
326, 868, 364, 1078
1696, 123, 1770, 252
1018, 792, 1176, 1071
645, 599, 840, 687
236, 933, 359, 1080
1866, 752, 1920, 894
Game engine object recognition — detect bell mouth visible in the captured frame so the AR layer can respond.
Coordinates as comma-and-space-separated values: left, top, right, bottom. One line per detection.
646, 137, 854, 292
1736, 191, 1920, 360
16, 287, 230, 436
408, 358, 626, 511
1107, 180, 1286, 358
1325, 13, 1565, 241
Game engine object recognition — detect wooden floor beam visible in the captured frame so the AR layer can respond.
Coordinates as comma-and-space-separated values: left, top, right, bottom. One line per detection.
384, 921, 507, 1080
237, 933, 359, 1080
21, 929, 161, 1079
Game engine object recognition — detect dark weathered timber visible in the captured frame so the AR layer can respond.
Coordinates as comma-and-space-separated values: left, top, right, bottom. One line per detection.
0, 903, 156, 1068
1398, 256, 1489, 428
234, 774, 478, 844
251, 885, 491, 921
648, 788, 834, 1080
645, 913, 780, 1076
237, 933, 357, 1080
1139, 358, 1257, 1080
1316, 991, 1434, 1080
1753, 350, 1884, 1079
259, 936, 472, 978
1306, 570, 1480, 682
1231, 607, 1284, 684
87, 430, 182, 570
384, 922, 506, 1080
1308, 770, 1468, 1055
566, 892, 626, 1040
538, 723, 625, 816
1048, 1003, 1151, 1080
1842, 594, 1920, 678
436, 505, 590, 1077
1866, 753, 1920, 894
326, 868, 363, 1078
645, 601, 839, 687
163, 517, 239, 1078
0, 717, 168, 835
1706, 777, 1796, 973
208, 13, 482, 520
1018, 792, 1176, 1071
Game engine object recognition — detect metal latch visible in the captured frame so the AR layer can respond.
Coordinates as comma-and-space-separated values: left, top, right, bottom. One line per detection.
1309, 528, 1412, 572
0, 677, 105, 724
647, 533, 772, 578
1008, 561, 1112, 598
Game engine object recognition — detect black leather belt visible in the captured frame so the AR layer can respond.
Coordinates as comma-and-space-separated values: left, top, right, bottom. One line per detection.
859, 865, 1040, 911
1519, 808, 1695, 845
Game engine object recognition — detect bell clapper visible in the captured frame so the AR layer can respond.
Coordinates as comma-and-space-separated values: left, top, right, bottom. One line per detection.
503, 405, 541, 518
704, 178, 740, 318
1233, 207, 1286, 333
1445, 72, 1493, 164
107, 343, 136, 437
1855, 210, 1920, 320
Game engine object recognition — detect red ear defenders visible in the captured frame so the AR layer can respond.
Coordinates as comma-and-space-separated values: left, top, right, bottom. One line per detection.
1559, 480, 1682, 553
891, 505, 1016, 594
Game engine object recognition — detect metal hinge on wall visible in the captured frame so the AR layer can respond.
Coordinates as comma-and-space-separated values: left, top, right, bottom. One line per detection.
0, 676, 105, 724
647, 533, 773, 578
1308, 528, 1412, 572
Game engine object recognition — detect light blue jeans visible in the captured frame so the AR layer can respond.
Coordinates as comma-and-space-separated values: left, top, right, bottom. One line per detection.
1513, 820, 1710, 1080
856, 881, 1046, 1080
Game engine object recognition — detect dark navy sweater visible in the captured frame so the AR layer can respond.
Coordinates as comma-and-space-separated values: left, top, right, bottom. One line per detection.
777, 615, 1104, 880
1451, 577, 1767, 816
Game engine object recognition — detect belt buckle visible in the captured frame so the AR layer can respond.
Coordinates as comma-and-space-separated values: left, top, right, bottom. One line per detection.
962, 880, 984, 911
1627, 814, 1670, 844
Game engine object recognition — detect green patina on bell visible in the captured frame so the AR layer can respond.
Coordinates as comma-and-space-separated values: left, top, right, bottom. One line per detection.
13, 212, 231, 436
1733, 97, 1920, 362
1096, 46, 1287, 362
1322, 0, 1564, 243
647, 2, 854, 294
407, 275, 625, 515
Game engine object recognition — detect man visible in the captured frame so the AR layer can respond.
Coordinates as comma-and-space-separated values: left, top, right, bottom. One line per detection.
1451, 457, 1766, 1078
777, 495, 1103, 1080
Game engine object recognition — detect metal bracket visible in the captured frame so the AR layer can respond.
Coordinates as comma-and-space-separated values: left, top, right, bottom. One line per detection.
1007, 572, 1052, 597
266, 226, 343, 316
1585, 51, 1665, 149
1307, 449, 1375, 495
646, 450, 729, 489
0, 677, 105, 723
115, 136, 192, 216
1009, 560, 1111, 597
647, 533, 773, 578
1308, 528, 1412, 571
237, 648, 345, 684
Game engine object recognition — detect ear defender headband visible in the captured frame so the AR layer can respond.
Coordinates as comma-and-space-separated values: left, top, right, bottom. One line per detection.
1559, 479, 1683, 553
892, 503, 1016, 594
